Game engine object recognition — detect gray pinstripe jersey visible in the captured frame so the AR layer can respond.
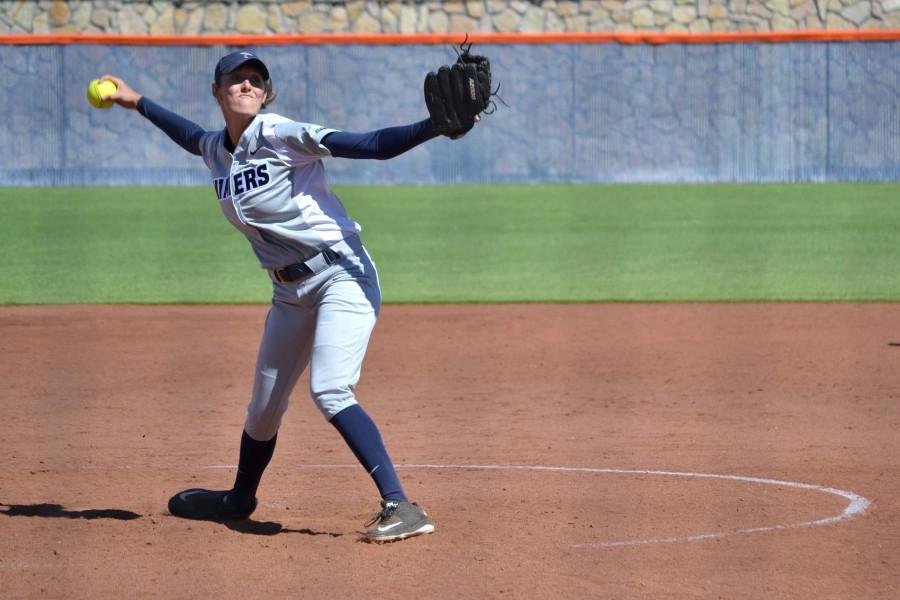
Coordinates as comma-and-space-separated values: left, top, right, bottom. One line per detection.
199, 112, 358, 269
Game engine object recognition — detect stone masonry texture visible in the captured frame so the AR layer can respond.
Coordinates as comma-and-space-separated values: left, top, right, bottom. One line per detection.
2, 1, 899, 35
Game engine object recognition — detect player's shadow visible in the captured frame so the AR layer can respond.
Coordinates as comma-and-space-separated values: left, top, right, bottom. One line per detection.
224, 519, 344, 538
3, 502, 347, 537
1, 502, 141, 521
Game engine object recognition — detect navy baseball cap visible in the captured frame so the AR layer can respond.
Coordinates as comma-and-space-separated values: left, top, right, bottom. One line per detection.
214, 50, 269, 82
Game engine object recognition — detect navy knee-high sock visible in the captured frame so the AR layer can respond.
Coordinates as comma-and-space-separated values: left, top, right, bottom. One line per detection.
330, 404, 407, 501
231, 430, 277, 506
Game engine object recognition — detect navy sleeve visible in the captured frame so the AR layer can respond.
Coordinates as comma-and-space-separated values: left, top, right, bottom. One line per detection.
321, 119, 438, 160
136, 97, 206, 156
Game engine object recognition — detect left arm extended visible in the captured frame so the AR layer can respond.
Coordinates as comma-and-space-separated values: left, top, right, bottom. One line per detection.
321, 119, 438, 160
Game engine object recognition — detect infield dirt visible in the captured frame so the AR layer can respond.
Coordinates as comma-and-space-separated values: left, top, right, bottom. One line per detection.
1, 304, 898, 598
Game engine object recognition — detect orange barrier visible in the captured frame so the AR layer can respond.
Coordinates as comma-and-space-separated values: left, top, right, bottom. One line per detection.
4, 30, 900, 46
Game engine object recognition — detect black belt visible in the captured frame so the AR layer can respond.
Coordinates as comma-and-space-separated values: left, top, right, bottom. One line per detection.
271, 247, 342, 283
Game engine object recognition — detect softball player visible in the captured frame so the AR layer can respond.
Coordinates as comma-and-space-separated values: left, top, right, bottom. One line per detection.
99, 50, 451, 542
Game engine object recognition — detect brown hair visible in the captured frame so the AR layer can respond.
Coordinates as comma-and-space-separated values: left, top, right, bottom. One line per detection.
261, 79, 277, 108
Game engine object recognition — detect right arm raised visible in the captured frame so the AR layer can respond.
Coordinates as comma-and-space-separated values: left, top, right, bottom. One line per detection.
100, 75, 206, 156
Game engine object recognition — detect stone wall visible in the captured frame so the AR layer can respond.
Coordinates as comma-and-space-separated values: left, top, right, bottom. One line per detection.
1, 1, 898, 35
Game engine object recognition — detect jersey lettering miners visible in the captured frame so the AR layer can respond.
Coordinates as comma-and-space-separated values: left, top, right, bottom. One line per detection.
199, 113, 360, 268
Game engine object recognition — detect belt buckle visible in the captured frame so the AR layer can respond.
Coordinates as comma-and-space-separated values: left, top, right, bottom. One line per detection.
272, 268, 286, 283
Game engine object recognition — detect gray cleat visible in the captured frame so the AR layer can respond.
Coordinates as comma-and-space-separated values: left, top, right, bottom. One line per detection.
365, 500, 435, 542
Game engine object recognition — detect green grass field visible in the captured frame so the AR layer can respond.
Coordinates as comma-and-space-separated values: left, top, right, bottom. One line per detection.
1, 183, 898, 304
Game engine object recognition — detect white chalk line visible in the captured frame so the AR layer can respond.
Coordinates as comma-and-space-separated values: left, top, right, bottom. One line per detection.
81, 462, 870, 548
217, 463, 870, 549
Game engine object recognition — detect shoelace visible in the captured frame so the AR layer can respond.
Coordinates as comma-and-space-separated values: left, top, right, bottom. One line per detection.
365, 501, 399, 527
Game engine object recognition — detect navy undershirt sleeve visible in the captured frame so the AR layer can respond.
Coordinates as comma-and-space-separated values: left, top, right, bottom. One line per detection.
322, 119, 438, 160
137, 97, 206, 156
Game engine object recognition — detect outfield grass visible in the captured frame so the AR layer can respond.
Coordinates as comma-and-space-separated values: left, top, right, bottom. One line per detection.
1, 183, 898, 304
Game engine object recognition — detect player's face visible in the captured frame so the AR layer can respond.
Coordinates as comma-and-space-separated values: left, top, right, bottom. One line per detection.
214, 65, 268, 118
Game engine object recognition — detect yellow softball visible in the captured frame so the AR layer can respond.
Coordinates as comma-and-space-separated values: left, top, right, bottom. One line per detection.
87, 79, 117, 109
